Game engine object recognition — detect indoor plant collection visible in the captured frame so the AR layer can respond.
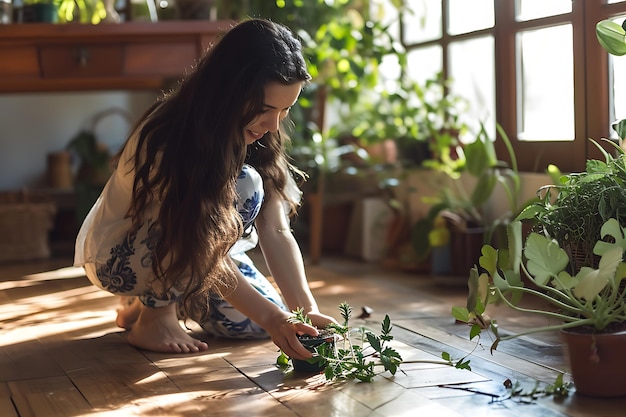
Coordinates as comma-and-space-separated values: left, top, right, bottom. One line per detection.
451, 18, 626, 397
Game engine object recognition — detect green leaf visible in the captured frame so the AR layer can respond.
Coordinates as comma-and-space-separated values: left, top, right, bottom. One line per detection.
478, 245, 498, 275
553, 271, 577, 290
471, 172, 497, 207
381, 314, 392, 335
276, 351, 290, 368
455, 358, 472, 371
465, 266, 482, 313
596, 19, 626, 56
506, 221, 523, 273
470, 323, 482, 340
594, 218, 626, 256
573, 248, 622, 300
367, 333, 382, 352
464, 137, 490, 177
451, 306, 469, 322
524, 233, 570, 286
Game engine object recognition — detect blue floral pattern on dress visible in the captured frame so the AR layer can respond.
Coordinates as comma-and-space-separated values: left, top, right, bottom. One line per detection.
141, 289, 179, 308
236, 165, 264, 236
93, 164, 284, 337
200, 255, 285, 339
96, 230, 138, 293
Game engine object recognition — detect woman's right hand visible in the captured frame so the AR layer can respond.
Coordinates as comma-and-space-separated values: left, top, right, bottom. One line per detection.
264, 310, 320, 360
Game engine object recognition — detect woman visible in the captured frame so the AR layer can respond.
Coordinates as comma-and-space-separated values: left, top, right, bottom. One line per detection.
74, 18, 336, 359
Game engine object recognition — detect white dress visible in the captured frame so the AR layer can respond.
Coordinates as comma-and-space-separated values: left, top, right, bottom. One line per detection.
74, 131, 299, 338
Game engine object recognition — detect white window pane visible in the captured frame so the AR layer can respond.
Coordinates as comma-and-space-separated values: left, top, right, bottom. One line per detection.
448, 0, 494, 35
609, 0, 626, 4
449, 36, 496, 139
516, 0, 572, 21
406, 45, 443, 86
610, 16, 626, 137
403, 0, 442, 44
372, 0, 400, 40
611, 55, 626, 135
517, 25, 574, 141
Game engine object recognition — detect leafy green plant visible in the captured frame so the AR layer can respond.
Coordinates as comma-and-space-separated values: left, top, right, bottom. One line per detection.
445, 22, 626, 398
412, 123, 521, 260
517, 139, 626, 270
278, 302, 403, 382
341, 72, 471, 168
452, 216, 626, 351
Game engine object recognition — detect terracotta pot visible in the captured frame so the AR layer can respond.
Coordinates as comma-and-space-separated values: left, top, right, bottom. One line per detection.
561, 329, 626, 397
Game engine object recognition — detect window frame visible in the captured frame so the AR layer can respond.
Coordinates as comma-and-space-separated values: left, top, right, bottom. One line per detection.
401, 0, 626, 173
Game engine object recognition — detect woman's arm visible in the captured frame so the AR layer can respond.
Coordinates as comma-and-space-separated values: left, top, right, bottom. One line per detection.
220, 258, 318, 360
255, 190, 337, 328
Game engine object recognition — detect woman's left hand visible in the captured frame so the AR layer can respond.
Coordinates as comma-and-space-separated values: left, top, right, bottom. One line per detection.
305, 310, 339, 329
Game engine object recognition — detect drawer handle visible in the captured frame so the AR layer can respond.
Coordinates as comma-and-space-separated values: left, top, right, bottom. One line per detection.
76, 47, 90, 68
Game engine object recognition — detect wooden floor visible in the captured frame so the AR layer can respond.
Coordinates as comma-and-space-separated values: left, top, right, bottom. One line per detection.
3, 250, 626, 417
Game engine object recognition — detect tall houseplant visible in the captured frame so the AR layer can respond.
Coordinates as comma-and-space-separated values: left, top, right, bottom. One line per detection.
412, 123, 521, 275
450, 18, 626, 397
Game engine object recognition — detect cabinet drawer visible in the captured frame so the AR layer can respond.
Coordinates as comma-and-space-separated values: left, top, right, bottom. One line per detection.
125, 42, 197, 76
40, 44, 123, 78
0, 45, 39, 77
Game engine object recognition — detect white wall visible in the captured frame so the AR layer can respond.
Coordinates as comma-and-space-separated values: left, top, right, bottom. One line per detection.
0, 91, 157, 191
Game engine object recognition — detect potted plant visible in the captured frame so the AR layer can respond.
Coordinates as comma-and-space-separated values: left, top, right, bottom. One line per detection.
516, 139, 626, 272
282, 307, 338, 373
277, 303, 404, 382
412, 122, 521, 277
450, 20, 626, 395
452, 212, 626, 397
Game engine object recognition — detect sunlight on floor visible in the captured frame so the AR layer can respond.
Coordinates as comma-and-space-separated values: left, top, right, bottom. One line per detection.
24, 266, 87, 281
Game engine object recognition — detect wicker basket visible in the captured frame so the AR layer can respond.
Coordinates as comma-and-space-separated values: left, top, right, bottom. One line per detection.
0, 190, 56, 262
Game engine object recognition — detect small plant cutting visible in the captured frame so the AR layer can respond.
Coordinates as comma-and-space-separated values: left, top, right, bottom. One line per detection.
277, 302, 403, 382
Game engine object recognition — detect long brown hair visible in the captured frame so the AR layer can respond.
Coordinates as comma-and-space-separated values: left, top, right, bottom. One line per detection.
115, 19, 311, 313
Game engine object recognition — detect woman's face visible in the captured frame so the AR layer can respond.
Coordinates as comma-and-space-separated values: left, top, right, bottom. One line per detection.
244, 81, 303, 145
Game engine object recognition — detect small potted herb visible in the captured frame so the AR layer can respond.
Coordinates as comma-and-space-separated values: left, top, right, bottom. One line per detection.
277, 302, 403, 382
284, 307, 337, 373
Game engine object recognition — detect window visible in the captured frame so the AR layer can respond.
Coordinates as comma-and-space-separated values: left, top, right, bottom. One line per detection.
400, 0, 626, 173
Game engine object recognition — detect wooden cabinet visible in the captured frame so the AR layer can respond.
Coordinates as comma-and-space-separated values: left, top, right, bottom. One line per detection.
0, 21, 232, 92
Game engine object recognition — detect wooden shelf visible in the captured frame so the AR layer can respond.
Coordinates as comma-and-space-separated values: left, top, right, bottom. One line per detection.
0, 21, 234, 93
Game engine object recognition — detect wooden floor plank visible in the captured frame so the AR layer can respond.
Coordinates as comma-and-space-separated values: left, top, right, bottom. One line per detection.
0, 382, 18, 417
9, 376, 91, 417
395, 318, 567, 385
0, 339, 64, 381
67, 362, 182, 409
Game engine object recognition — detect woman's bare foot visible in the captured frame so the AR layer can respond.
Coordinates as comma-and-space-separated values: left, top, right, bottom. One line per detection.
116, 297, 141, 330
125, 302, 209, 353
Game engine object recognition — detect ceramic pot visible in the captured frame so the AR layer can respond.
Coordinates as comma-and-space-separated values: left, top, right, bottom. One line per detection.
561, 329, 626, 397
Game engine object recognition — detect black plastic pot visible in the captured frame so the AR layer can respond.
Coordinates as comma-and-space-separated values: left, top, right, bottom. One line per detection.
292, 333, 335, 373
